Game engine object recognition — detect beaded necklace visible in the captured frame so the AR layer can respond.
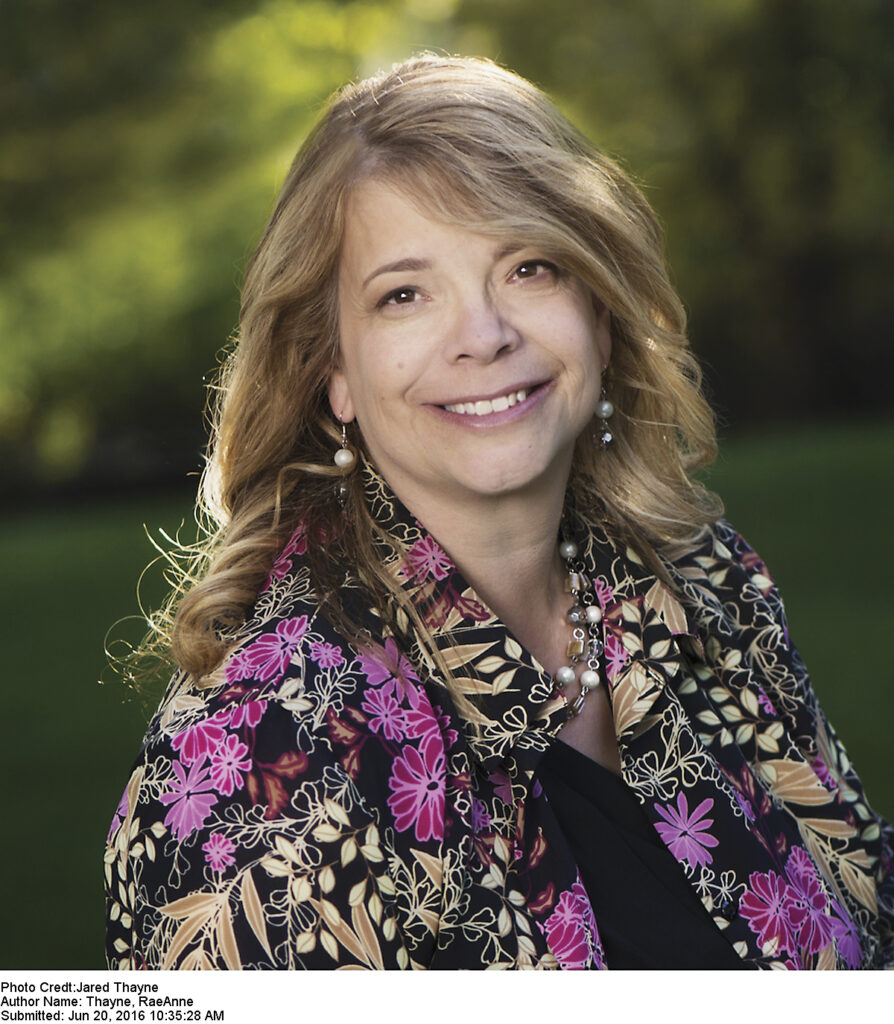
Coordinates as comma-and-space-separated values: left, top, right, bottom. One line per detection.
555, 538, 604, 718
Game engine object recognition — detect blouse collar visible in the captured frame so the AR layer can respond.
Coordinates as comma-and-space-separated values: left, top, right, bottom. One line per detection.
357, 461, 699, 784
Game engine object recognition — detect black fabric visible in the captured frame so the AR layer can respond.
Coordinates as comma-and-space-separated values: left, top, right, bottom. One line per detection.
537, 740, 747, 970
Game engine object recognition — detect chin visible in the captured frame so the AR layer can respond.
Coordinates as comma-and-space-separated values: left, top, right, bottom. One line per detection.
456, 458, 564, 500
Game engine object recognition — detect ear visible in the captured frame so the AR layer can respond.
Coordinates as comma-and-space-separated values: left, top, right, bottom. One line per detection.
327, 368, 355, 424
592, 296, 613, 371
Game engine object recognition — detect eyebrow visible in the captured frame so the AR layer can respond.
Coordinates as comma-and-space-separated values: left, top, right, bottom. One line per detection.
359, 244, 530, 289
362, 257, 432, 289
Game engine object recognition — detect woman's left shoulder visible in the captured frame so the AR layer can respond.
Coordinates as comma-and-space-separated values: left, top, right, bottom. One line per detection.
664, 518, 781, 611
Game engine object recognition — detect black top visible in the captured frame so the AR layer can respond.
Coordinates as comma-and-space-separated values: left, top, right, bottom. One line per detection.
537, 740, 747, 970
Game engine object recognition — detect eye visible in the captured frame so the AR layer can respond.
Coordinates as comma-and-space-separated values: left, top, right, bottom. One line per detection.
378, 286, 419, 308
511, 259, 559, 282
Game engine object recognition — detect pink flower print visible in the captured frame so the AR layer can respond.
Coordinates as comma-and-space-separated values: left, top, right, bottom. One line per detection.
229, 699, 267, 730
171, 718, 227, 767
470, 797, 491, 834
202, 832, 236, 872
233, 616, 309, 683
362, 688, 408, 742
785, 846, 819, 890
159, 760, 218, 841
208, 734, 252, 796
224, 649, 252, 685
400, 535, 453, 584
829, 900, 862, 969
653, 792, 719, 869
784, 849, 833, 957
308, 640, 344, 669
593, 577, 614, 607
603, 632, 628, 681
387, 743, 445, 842
261, 526, 308, 591
811, 753, 834, 789
357, 637, 419, 692
405, 696, 455, 759
740, 870, 798, 957
538, 878, 599, 969
756, 686, 777, 716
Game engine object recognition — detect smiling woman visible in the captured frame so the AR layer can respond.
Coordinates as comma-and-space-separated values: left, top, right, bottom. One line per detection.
105, 54, 893, 970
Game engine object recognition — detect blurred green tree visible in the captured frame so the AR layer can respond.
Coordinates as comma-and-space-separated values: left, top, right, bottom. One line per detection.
1, 0, 891, 495
0, 0, 457, 492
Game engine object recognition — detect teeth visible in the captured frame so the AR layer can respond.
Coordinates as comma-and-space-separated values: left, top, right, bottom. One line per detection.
444, 389, 529, 415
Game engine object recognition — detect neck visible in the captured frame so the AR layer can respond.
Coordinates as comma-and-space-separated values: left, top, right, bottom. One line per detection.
387, 467, 573, 667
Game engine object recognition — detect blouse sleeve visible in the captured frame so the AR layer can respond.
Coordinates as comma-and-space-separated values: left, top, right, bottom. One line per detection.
105, 699, 409, 970
718, 523, 894, 967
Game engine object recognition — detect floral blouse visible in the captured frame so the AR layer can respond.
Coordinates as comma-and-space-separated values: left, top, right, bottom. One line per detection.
105, 467, 894, 969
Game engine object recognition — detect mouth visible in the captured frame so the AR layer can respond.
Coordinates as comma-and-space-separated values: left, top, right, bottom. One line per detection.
441, 386, 536, 416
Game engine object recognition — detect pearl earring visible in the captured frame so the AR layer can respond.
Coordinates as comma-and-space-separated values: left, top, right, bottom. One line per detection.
596, 385, 614, 450
334, 421, 355, 470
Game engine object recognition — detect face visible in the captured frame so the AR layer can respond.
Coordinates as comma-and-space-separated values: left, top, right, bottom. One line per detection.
329, 179, 611, 518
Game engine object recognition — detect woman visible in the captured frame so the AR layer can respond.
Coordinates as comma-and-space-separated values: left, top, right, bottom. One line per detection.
105, 54, 893, 969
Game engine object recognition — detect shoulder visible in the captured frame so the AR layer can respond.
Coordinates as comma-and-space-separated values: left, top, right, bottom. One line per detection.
659, 518, 787, 631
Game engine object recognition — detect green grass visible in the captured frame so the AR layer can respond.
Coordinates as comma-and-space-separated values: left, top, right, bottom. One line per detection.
1, 420, 891, 968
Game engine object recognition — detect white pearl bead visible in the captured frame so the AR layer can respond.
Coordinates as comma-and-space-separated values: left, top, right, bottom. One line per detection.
580, 669, 600, 689
596, 399, 614, 419
559, 540, 578, 560
334, 447, 355, 468
585, 604, 602, 624
556, 665, 576, 686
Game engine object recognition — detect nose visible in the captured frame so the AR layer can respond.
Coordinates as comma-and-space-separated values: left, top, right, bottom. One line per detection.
447, 291, 521, 364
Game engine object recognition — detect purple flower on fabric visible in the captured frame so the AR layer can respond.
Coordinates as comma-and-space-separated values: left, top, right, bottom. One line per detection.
158, 760, 218, 841
784, 848, 833, 956
538, 878, 600, 969
228, 699, 267, 730
202, 832, 236, 872
470, 797, 492, 834
107, 789, 129, 842
208, 734, 252, 797
740, 870, 798, 956
829, 900, 862, 969
387, 743, 445, 842
227, 615, 309, 684
785, 846, 819, 890
733, 788, 757, 822
171, 718, 227, 767
362, 688, 408, 742
308, 640, 344, 669
400, 535, 453, 584
357, 637, 420, 692
654, 792, 719, 868
811, 753, 835, 789
488, 768, 514, 806
593, 577, 614, 607
756, 686, 777, 716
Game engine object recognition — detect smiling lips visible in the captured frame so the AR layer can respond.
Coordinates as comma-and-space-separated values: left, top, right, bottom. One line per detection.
442, 388, 532, 416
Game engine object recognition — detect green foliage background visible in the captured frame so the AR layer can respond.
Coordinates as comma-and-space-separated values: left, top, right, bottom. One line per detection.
1, 0, 891, 968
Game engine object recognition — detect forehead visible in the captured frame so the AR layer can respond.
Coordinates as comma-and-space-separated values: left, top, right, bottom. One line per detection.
339, 178, 478, 279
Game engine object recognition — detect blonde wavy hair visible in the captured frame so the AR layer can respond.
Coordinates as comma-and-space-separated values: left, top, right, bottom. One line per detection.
152, 53, 720, 682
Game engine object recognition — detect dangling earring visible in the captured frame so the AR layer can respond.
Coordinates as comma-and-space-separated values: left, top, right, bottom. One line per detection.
334, 420, 356, 469
596, 385, 614, 450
